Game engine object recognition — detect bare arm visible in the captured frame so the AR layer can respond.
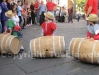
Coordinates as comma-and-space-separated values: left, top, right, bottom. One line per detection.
86, 6, 92, 17
52, 29, 56, 35
41, 29, 44, 36
9, 29, 12, 35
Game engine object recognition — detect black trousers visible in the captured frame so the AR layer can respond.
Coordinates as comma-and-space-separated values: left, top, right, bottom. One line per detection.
31, 11, 35, 24
27, 17, 31, 24
60, 16, 65, 22
39, 11, 45, 25
68, 14, 73, 23
18, 16, 22, 25
1, 20, 5, 32
58, 16, 65, 22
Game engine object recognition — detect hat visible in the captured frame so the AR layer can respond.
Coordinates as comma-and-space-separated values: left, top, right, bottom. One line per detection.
5, 10, 14, 18
44, 12, 54, 20
86, 14, 99, 22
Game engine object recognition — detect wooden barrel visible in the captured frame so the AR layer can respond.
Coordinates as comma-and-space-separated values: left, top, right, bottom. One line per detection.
69, 38, 99, 64
0, 34, 21, 54
30, 36, 66, 57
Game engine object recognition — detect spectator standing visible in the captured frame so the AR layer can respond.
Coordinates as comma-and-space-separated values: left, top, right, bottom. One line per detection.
12, 10, 20, 26
59, 7, 66, 22
12, 3, 17, 11
17, 1, 22, 26
46, 0, 57, 22
85, 0, 98, 25
76, 11, 81, 22
34, 0, 40, 24
38, 0, 47, 26
23, 0, 29, 11
98, 0, 99, 23
27, 6, 32, 26
85, 0, 98, 18
68, 7, 73, 23
30, 1, 35, 25
56, 8, 60, 22
21, 4, 27, 29
46, 0, 56, 13
6, 0, 14, 10
0, 6, 2, 33
0, 0, 8, 32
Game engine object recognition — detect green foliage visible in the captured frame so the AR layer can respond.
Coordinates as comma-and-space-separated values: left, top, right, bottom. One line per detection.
76, 0, 86, 12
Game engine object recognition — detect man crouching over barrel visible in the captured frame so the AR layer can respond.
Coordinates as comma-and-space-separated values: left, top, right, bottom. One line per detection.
41, 12, 56, 36
86, 14, 99, 40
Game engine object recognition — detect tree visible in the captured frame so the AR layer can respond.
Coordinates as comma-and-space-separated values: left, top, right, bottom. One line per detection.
76, 0, 86, 12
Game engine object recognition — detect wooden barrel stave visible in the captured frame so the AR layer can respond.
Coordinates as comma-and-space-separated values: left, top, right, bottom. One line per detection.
69, 38, 99, 64
10, 37, 21, 54
0, 34, 9, 53
93, 41, 99, 63
0, 34, 21, 54
30, 36, 66, 58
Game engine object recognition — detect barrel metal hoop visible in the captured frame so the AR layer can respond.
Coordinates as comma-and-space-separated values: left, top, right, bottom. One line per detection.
34, 39, 36, 57
1, 34, 8, 53
53, 36, 56, 57
58, 36, 62, 55
77, 38, 84, 58
72, 38, 78, 56
98, 52, 99, 64
39, 37, 42, 57
62, 36, 66, 53
69, 38, 74, 54
91, 40, 98, 64
30, 40, 32, 54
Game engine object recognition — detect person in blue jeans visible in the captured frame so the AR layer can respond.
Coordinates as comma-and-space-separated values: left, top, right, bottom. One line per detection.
0, 6, 2, 33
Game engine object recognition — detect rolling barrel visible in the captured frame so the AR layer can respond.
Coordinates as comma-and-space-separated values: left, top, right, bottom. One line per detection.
0, 34, 21, 54
69, 38, 99, 64
30, 36, 66, 57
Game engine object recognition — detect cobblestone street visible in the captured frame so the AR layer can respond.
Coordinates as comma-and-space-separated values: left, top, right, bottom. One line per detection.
0, 20, 98, 75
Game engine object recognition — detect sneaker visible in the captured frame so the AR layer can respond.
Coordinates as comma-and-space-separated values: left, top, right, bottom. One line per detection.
19, 45, 24, 53
37, 23, 40, 25
24, 26, 27, 28
20, 49, 24, 52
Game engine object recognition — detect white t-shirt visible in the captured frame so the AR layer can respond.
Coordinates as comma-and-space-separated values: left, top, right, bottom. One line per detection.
12, 15, 19, 26
87, 24, 99, 35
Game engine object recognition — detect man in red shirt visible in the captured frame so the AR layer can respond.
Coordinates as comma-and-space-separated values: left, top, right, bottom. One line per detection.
46, 0, 56, 12
34, 0, 40, 24
85, 0, 98, 18
68, 7, 73, 23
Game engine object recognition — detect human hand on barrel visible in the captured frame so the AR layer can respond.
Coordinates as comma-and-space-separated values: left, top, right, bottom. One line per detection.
86, 37, 94, 41
7, 33, 11, 35
86, 37, 90, 39
90, 38, 94, 41
3, 32, 6, 34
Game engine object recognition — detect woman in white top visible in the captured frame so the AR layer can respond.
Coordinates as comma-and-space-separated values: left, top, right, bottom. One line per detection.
12, 10, 20, 26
